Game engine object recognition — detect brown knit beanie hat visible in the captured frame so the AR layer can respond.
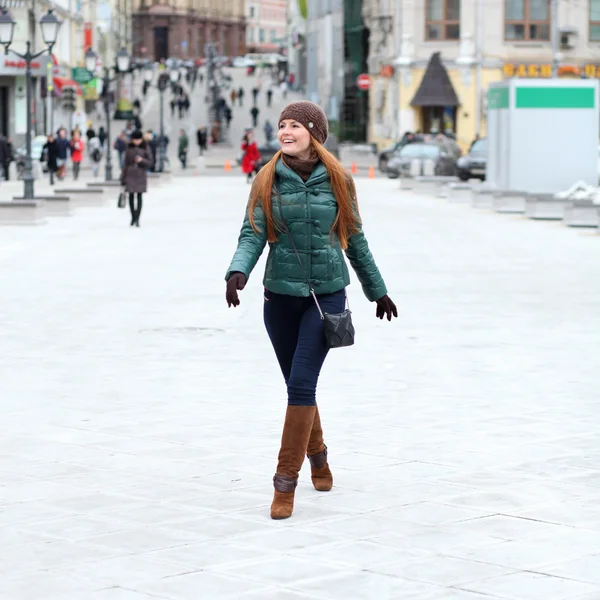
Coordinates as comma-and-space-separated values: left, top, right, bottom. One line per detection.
279, 101, 328, 144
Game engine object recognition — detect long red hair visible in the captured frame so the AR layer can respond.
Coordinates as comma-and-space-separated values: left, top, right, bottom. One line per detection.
247, 139, 361, 249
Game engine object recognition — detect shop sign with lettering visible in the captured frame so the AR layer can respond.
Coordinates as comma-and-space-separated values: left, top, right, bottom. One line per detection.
0, 52, 50, 76
504, 62, 600, 79
503, 63, 553, 78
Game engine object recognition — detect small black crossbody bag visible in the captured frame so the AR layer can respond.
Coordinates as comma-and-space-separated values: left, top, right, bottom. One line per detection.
274, 185, 355, 349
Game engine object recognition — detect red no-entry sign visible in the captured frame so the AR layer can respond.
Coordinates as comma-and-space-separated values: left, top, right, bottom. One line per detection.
356, 74, 371, 91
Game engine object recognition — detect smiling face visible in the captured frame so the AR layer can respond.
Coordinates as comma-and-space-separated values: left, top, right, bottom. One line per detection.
278, 119, 311, 158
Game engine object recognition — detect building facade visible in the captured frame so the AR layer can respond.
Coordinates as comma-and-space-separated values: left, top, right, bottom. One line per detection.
285, 0, 307, 91
246, 0, 287, 53
365, 0, 600, 150
0, 0, 92, 142
132, 0, 246, 61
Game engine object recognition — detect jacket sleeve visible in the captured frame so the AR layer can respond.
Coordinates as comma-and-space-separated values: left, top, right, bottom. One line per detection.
225, 197, 268, 281
137, 148, 153, 169
343, 190, 388, 302
120, 153, 128, 185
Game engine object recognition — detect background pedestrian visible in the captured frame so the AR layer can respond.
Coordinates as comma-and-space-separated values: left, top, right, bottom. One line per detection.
178, 129, 189, 169
241, 129, 260, 183
120, 130, 152, 227
70, 131, 84, 181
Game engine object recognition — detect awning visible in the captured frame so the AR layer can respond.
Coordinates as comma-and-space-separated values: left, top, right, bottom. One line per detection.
411, 52, 459, 107
53, 77, 83, 96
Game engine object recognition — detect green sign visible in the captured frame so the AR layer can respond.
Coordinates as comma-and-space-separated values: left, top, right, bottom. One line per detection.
72, 67, 93, 84
516, 87, 595, 109
488, 87, 509, 110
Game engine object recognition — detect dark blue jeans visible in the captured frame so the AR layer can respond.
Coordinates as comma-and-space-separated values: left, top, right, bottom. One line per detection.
264, 288, 346, 406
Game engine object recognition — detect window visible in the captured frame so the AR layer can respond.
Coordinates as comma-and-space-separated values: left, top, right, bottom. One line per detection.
271, 29, 277, 43
591, 0, 600, 41
505, 0, 550, 41
249, 6, 255, 18
259, 28, 266, 43
425, 0, 460, 41
247, 27, 253, 43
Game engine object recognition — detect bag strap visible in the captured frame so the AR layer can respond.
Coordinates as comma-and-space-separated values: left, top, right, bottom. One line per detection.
274, 184, 325, 320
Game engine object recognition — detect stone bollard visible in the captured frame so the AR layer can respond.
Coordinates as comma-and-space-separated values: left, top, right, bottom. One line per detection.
563, 200, 599, 228
492, 191, 526, 213
525, 194, 568, 220
471, 186, 494, 208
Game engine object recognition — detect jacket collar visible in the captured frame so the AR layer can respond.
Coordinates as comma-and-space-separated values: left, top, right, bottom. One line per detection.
275, 157, 328, 187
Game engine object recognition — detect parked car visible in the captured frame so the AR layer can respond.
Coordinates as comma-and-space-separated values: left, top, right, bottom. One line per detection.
15, 135, 48, 178
378, 133, 424, 172
386, 142, 458, 179
378, 132, 461, 172
456, 138, 487, 181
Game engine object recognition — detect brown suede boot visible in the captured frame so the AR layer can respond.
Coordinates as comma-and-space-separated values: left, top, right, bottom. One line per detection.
271, 405, 316, 520
306, 406, 333, 492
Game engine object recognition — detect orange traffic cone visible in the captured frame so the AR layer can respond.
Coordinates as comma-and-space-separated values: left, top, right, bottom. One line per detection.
368, 166, 375, 179
224, 159, 232, 172
351, 162, 358, 175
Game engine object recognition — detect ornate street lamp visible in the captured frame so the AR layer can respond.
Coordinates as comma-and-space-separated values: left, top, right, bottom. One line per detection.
39, 9, 62, 49
0, 8, 16, 50
116, 48, 130, 74
143, 65, 170, 172
85, 48, 98, 74
0, 8, 62, 200
86, 47, 131, 181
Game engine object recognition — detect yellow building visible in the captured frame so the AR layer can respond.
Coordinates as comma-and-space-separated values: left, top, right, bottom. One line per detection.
364, 0, 600, 152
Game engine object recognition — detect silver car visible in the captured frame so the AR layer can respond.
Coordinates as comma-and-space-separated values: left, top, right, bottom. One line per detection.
386, 142, 458, 179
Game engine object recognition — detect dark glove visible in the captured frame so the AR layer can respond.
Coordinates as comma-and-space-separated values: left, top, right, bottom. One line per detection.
375, 294, 398, 321
226, 272, 247, 307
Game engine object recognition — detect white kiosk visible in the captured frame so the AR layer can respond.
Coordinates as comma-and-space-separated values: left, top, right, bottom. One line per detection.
487, 79, 599, 195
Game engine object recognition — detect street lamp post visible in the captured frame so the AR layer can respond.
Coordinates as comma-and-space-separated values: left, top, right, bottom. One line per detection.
143, 65, 171, 172
85, 47, 131, 182
0, 8, 62, 200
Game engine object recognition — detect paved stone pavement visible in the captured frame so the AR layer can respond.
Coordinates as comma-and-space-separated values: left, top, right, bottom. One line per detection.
1, 176, 600, 599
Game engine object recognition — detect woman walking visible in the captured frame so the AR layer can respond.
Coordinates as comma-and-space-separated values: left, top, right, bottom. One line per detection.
120, 130, 152, 227
70, 131, 84, 180
43, 133, 59, 185
225, 101, 397, 520
241, 130, 260, 183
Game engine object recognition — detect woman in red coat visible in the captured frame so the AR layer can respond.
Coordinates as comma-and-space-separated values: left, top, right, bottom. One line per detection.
241, 130, 261, 183
70, 131, 84, 181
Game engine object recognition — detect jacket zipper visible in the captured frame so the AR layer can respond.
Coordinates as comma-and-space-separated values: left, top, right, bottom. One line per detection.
306, 190, 312, 286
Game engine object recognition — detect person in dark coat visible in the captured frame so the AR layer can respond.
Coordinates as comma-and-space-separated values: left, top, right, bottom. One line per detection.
146, 130, 158, 172
196, 126, 208, 156
42, 133, 59, 185
252, 87, 259, 105
120, 130, 153, 227
250, 105, 260, 128
114, 133, 128, 170
55, 128, 70, 180
4, 137, 13, 180
238, 87, 244, 106
0, 135, 8, 182
98, 126, 107, 148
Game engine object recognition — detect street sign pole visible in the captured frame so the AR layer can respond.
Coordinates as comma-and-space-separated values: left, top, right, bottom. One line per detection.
46, 60, 53, 135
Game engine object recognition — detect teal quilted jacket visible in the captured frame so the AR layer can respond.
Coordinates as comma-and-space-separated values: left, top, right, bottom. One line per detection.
225, 159, 387, 302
